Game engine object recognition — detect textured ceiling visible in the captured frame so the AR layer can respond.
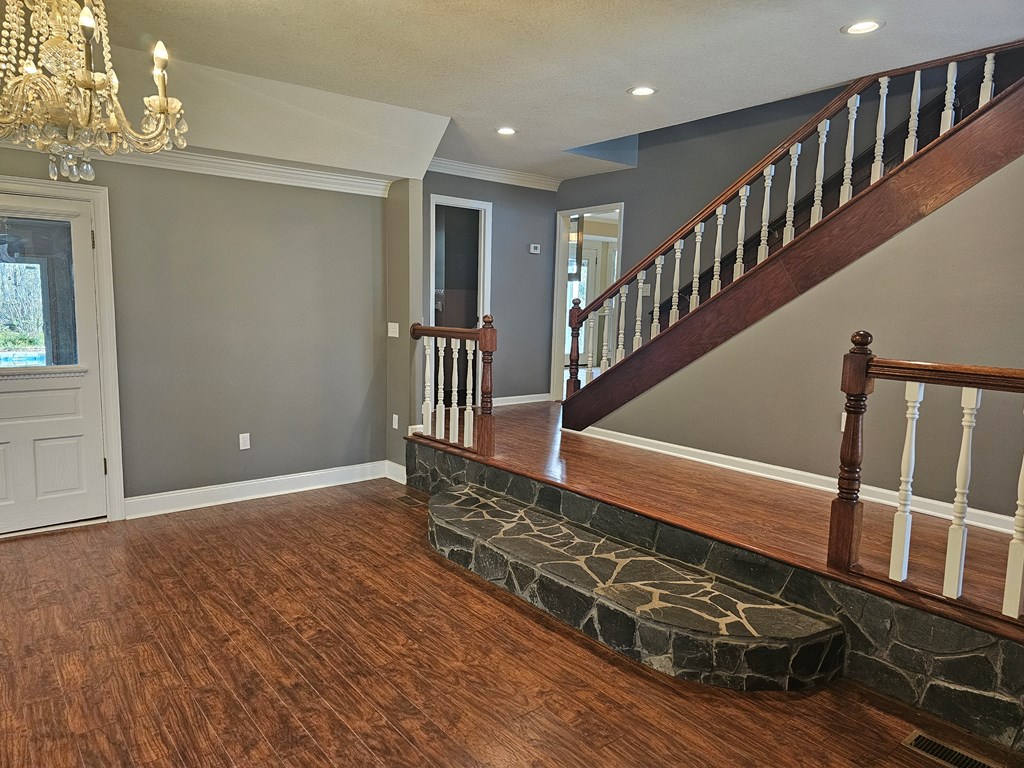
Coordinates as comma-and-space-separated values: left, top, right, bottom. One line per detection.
106, 0, 1024, 180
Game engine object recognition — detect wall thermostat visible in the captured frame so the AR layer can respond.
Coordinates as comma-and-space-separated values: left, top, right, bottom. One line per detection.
529, 243, 541, 254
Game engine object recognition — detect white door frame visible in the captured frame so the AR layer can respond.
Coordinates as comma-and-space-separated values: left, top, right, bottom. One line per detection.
0, 174, 124, 523
549, 202, 625, 399
428, 195, 492, 327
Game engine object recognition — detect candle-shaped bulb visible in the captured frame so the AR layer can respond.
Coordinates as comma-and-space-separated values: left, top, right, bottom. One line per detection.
153, 41, 168, 71
79, 5, 96, 41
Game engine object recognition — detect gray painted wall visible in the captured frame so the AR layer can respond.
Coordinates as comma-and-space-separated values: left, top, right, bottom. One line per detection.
422, 172, 556, 398
556, 88, 843, 273
385, 178, 424, 465
598, 155, 1024, 515
1, 149, 386, 496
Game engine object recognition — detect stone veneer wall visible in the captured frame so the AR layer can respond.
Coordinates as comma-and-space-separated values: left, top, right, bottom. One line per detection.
407, 441, 1024, 751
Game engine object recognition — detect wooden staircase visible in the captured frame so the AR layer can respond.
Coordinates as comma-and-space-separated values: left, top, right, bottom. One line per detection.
561, 41, 1024, 431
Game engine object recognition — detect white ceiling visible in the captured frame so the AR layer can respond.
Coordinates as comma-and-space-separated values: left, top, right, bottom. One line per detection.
107, 0, 1024, 181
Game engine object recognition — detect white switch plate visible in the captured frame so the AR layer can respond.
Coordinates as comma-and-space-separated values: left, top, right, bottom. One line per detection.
641, 284, 651, 296
239, 432, 251, 450
392, 414, 399, 429
529, 243, 541, 254
387, 322, 400, 338
840, 412, 847, 432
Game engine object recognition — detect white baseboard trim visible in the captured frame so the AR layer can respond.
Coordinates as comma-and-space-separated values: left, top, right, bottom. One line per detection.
385, 461, 407, 484
580, 427, 1014, 535
493, 393, 552, 407
124, 461, 390, 519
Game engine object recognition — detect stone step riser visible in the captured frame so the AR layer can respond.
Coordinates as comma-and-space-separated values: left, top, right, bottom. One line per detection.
428, 485, 844, 692
407, 440, 1024, 751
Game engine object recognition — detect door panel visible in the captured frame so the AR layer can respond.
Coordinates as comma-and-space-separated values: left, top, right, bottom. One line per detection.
0, 196, 106, 534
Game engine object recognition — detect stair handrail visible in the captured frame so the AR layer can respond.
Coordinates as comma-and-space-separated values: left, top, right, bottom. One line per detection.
410, 316, 497, 455
829, 331, 1024, 623
573, 38, 1024, 326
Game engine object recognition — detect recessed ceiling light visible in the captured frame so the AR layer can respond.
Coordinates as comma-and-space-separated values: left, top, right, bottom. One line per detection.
628, 86, 657, 96
496, 126, 516, 135
841, 19, 884, 35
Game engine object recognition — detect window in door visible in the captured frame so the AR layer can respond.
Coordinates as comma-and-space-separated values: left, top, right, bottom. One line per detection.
0, 217, 77, 367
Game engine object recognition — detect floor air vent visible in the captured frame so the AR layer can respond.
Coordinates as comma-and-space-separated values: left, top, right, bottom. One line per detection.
903, 731, 1000, 768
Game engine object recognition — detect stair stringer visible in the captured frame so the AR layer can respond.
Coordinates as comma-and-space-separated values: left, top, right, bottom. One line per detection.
562, 78, 1024, 432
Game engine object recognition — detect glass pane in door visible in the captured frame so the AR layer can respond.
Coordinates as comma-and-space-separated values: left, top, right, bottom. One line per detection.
0, 217, 77, 367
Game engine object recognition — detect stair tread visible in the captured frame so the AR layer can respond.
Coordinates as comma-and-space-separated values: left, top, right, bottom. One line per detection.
431, 484, 839, 641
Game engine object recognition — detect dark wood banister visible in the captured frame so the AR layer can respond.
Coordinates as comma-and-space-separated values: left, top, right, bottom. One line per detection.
829, 331, 1024, 588
574, 38, 1024, 323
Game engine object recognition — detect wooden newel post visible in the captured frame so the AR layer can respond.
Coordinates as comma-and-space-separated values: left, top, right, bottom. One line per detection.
478, 315, 497, 417
828, 330, 875, 571
475, 315, 497, 456
567, 299, 583, 396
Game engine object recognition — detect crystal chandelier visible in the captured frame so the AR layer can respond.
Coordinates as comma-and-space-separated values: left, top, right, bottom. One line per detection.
0, 0, 187, 182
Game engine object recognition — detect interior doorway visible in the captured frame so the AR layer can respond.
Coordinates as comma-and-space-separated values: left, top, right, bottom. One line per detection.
429, 195, 492, 409
0, 185, 121, 536
549, 203, 623, 399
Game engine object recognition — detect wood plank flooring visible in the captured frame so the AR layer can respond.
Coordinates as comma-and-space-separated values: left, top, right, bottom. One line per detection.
0, 478, 1019, 767
411, 403, 1023, 642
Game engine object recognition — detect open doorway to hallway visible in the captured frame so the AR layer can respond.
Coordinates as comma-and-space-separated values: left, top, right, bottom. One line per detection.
549, 203, 623, 399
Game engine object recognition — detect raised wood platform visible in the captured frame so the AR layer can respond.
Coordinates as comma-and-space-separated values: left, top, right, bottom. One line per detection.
409, 402, 1023, 645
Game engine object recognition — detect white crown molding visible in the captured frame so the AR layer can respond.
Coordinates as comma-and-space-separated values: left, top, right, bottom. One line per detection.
2, 143, 393, 198
580, 426, 1015, 535
124, 461, 391, 519
428, 157, 561, 192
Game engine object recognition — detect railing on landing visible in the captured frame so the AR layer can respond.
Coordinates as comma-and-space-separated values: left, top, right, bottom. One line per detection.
829, 331, 1024, 624
410, 316, 496, 456
564, 39, 1024, 399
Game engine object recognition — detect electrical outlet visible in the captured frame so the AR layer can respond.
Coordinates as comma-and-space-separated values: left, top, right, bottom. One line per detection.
392, 414, 399, 429
387, 322, 400, 338
239, 432, 250, 450
641, 283, 651, 296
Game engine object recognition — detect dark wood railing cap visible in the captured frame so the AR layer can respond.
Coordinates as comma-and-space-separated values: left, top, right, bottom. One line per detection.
850, 330, 873, 353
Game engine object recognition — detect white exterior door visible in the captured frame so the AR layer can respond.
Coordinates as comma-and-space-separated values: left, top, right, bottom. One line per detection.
0, 195, 107, 535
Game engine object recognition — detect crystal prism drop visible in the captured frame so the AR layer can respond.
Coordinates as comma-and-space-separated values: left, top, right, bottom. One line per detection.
80, 162, 95, 182
48, 159, 58, 181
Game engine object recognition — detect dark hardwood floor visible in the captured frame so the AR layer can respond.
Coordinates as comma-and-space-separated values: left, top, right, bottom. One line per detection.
412, 403, 1023, 643
0, 478, 1019, 767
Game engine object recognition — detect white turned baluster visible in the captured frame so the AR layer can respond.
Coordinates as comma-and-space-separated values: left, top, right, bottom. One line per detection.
871, 76, 889, 184
448, 338, 461, 441
840, 94, 860, 206
733, 186, 750, 281
710, 205, 726, 295
757, 165, 774, 263
434, 337, 447, 438
1002, 412, 1024, 618
940, 61, 957, 135
585, 313, 596, 383
615, 286, 628, 363
979, 53, 996, 107
600, 300, 612, 371
890, 382, 925, 582
650, 255, 665, 338
689, 222, 704, 310
463, 340, 475, 447
811, 120, 829, 226
943, 387, 982, 599
904, 70, 922, 161
632, 271, 646, 352
421, 338, 434, 436
783, 144, 801, 245
669, 239, 684, 324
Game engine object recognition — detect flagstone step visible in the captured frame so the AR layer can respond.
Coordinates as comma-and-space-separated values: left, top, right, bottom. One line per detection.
428, 483, 845, 691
